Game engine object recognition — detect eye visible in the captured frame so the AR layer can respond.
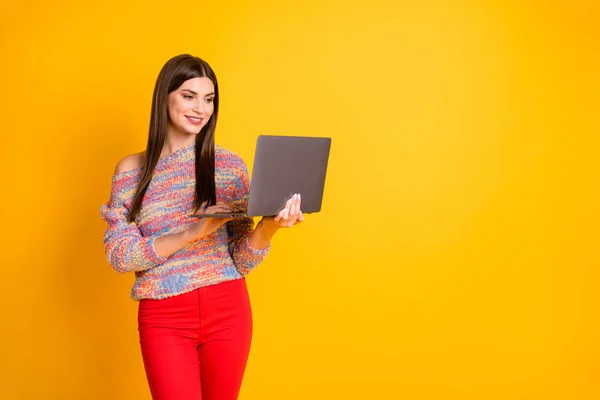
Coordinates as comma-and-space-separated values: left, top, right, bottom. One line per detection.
183, 95, 193, 100
205, 98, 214, 103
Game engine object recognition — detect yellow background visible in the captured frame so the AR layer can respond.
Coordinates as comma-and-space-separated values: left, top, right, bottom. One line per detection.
1, 0, 598, 398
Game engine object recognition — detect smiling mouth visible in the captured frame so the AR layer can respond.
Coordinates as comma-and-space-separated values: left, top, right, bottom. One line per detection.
186, 116, 203, 125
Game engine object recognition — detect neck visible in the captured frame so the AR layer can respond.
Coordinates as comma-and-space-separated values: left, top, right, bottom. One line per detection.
163, 129, 197, 156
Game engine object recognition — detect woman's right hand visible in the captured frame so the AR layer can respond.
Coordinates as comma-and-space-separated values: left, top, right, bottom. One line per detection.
155, 204, 242, 259
186, 204, 240, 241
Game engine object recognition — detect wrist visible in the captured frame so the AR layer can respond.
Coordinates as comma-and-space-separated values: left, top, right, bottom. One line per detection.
257, 219, 280, 236
183, 225, 202, 243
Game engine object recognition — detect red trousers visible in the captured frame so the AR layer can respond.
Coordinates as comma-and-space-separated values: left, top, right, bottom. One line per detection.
137, 278, 253, 400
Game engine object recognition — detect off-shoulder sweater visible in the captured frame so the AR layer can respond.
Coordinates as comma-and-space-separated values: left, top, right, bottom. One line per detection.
100, 143, 269, 300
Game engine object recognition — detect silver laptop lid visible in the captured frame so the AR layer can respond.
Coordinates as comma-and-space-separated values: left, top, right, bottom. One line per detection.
247, 135, 331, 217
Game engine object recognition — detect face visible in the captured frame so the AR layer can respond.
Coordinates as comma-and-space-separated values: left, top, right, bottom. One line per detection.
167, 77, 215, 136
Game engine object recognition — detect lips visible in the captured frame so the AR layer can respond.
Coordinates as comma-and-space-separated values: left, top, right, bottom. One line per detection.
186, 116, 203, 125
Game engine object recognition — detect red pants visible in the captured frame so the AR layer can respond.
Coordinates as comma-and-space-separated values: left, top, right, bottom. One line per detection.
137, 278, 253, 400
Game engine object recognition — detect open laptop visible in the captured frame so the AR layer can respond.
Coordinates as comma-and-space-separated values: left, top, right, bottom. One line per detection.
191, 135, 331, 218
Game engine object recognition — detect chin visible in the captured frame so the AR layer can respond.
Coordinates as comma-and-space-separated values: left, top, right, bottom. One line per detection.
180, 124, 203, 135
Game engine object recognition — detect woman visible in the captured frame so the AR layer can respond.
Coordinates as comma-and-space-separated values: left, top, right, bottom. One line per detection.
100, 54, 303, 400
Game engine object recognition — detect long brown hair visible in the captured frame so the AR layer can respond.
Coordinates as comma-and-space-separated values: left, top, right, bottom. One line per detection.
128, 54, 219, 222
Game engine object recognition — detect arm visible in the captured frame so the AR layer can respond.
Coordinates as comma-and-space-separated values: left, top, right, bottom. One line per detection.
154, 204, 238, 257
101, 154, 197, 273
153, 230, 197, 258
100, 155, 172, 273
100, 199, 169, 274
248, 220, 279, 249
227, 161, 271, 275
250, 193, 304, 244
101, 198, 233, 273
101, 159, 241, 273
228, 193, 304, 271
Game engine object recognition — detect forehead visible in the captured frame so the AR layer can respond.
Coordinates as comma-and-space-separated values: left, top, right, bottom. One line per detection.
177, 77, 214, 94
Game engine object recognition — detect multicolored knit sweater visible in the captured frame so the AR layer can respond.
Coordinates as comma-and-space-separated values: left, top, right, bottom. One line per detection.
100, 143, 270, 300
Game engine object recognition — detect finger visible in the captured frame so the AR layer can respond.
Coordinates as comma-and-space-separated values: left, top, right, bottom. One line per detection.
229, 203, 246, 212
212, 203, 242, 213
276, 197, 293, 221
275, 209, 285, 222
205, 205, 231, 213
287, 197, 298, 227
287, 213, 298, 227
290, 194, 302, 226
223, 204, 236, 212
278, 210, 289, 225
297, 193, 303, 221
282, 199, 292, 220
290, 193, 298, 217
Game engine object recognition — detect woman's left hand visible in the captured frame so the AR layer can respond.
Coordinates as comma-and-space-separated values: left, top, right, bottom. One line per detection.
260, 193, 304, 229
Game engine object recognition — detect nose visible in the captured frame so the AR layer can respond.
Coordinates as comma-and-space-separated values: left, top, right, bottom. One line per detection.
192, 99, 208, 115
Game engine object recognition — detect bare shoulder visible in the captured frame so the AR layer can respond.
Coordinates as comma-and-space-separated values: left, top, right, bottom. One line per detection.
114, 151, 145, 174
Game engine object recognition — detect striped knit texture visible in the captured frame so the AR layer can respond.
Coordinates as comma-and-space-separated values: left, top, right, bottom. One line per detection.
100, 143, 270, 300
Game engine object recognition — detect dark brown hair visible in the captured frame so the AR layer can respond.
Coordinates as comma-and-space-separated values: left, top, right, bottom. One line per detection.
128, 54, 219, 222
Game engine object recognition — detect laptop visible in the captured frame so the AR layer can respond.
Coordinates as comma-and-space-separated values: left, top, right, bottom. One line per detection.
191, 135, 331, 218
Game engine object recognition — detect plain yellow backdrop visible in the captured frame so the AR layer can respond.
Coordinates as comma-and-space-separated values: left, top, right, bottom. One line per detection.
0, 0, 598, 398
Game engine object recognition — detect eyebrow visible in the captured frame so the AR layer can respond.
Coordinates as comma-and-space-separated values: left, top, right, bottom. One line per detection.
182, 89, 215, 97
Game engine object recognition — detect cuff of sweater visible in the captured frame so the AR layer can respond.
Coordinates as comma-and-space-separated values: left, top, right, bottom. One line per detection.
240, 235, 270, 260
142, 236, 168, 265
